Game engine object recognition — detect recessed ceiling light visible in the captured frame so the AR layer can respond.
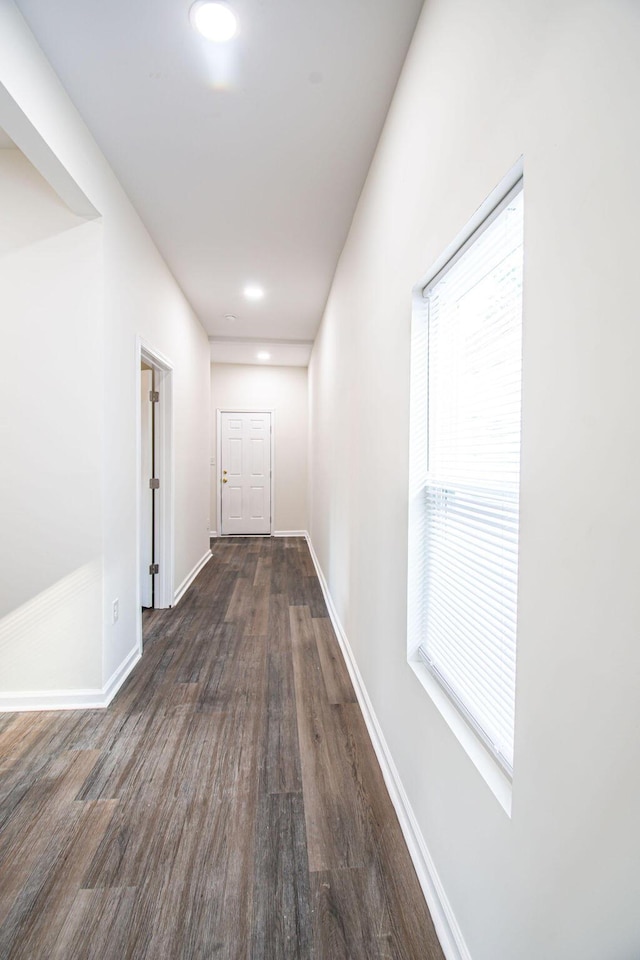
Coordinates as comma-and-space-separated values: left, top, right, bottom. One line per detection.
224, 314, 237, 322
190, 2, 238, 42
243, 284, 265, 301
257, 351, 271, 361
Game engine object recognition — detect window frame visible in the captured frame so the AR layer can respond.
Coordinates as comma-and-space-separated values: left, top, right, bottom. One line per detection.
407, 161, 524, 812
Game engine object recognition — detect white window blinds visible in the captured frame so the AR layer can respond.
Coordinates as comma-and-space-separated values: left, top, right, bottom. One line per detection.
420, 181, 524, 774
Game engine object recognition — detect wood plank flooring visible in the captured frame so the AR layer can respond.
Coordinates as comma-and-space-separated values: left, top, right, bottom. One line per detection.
0, 537, 444, 959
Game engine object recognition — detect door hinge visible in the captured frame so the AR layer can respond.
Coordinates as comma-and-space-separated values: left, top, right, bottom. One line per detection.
149, 478, 160, 489
149, 563, 159, 575
149, 391, 160, 403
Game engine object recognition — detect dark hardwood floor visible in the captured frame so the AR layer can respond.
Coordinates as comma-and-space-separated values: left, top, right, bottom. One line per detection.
0, 537, 444, 959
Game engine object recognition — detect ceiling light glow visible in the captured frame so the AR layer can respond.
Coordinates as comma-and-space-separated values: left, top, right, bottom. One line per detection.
257, 352, 271, 361
243, 284, 265, 301
190, 2, 238, 42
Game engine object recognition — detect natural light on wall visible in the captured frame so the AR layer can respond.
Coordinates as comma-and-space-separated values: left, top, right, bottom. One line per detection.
408, 175, 524, 784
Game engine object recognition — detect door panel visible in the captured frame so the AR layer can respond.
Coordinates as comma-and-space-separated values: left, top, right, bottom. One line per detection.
221, 411, 271, 535
229, 485, 243, 519
250, 485, 266, 519
250, 438, 266, 475
229, 436, 243, 475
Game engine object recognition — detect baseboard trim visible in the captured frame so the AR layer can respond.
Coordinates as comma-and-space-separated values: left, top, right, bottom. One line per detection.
273, 530, 308, 538
0, 688, 105, 712
102, 645, 141, 706
209, 530, 218, 538
0, 645, 141, 713
305, 533, 472, 960
173, 549, 212, 605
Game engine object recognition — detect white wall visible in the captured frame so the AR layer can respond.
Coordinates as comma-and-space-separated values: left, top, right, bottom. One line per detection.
0, 0, 210, 700
211, 363, 308, 534
309, 1, 640, 958
0, 148, 103, 689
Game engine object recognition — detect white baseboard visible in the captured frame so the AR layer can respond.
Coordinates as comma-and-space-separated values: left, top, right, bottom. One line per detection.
304, 534, 472, 960
0, 644, 141, 713
209, 530, 218, 538
102, 645, 141, 705
0, 688, 106, 712
173, 549, 212, 605
273, 530, 308, 538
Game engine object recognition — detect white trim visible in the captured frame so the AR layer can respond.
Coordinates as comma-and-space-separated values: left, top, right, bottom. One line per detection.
273, 530, 307, 538
173, 550, 212, 605
416, 157, 524, 296
409, 659, 512, 815
0, 645, 141, 713
216, 408, 275, 536
136, 337, 175, 637
209, 530, 218, 538
102, 645, 142, 704
305, 533, 472, 960
408, 169, 523, 805
0, 690, 106, 712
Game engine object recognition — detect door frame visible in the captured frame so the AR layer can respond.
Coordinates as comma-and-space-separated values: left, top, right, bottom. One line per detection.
140, 366, 155, 608
216, 408, 275, 537
136, 337, 174, 644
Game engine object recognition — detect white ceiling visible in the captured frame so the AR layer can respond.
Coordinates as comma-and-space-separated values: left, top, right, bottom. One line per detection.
14, 0, 423, 363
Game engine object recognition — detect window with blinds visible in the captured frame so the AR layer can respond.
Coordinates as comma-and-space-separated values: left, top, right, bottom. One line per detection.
413, 179, 523, 775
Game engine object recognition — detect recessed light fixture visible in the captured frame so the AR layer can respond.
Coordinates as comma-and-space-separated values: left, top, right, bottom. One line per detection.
224, 314, 237, 322
257, 351, 271, 361
243, 284, 265, 301
190, 1, 238, 42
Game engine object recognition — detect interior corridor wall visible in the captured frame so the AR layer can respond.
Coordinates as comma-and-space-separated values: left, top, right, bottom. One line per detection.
0, 0, 210, 697
211, 363, 308, 535
0, 148, 103, 690
308, 1, 640, 958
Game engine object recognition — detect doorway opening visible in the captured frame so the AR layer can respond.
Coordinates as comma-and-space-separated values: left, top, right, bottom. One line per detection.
137, 340, 174, 649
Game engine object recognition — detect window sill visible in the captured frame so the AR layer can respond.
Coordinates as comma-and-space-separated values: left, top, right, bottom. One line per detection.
409, 656, 513, 817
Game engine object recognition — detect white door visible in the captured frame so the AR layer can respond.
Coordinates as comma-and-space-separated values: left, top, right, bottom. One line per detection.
140, 367, 154, 606
220, 411, 272, 535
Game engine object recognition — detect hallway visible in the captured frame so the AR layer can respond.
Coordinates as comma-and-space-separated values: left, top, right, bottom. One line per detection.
0, 537, 443, 959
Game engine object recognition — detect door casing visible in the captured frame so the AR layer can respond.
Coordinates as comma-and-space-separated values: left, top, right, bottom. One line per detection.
140, 365, 154, 608
136, 338, 174, 650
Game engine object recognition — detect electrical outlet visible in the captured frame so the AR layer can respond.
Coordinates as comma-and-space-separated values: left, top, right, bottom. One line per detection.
112, 598, 119, 623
